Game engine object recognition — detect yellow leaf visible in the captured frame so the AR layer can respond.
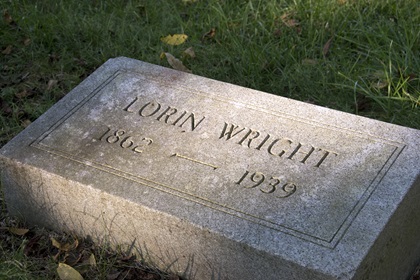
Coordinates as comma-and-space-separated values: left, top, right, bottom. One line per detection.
57, 263, 84, 280
60, 243, 72, 252
8, 227, 29, 236
88, 254, 97, 268
164, 52, 192, 73
51, 237, 76, 252
51, 237, 62, 249
161, 34, 188, 46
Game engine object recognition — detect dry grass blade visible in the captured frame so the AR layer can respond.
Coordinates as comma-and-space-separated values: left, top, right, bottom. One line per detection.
323, 37, 333, 58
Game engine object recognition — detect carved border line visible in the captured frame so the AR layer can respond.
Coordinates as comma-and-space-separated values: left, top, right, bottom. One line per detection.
30, 70, 406, 248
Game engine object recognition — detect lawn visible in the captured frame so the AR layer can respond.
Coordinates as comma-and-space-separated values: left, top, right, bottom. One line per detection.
1, 0, 419, 279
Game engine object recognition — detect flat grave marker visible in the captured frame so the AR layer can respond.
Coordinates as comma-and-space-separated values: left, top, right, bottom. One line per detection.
1, 57, 419, 279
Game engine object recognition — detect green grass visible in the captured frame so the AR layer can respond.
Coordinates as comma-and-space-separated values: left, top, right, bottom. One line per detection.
1, 0, 419, 279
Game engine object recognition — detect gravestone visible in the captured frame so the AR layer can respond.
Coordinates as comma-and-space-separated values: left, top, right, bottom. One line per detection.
1, 57, 419, 279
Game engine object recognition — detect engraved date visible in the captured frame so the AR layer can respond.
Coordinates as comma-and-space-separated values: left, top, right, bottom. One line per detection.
95, 126, 153, 154
235, 170, 297, 198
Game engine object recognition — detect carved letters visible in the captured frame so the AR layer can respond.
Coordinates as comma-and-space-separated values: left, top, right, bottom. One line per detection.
219, 122, 338, 168
123, 97, 206, 132
111, 96, 341, 197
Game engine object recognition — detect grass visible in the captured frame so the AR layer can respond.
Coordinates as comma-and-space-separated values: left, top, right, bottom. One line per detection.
0, 0, 419, 279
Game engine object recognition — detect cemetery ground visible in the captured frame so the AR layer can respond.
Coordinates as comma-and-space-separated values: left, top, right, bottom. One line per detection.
0, 0, 419, 279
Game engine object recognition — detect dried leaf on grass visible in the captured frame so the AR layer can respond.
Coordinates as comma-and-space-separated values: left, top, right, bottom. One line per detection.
162, 52, 192, 73
15, 89, 32, 99
370, 70, 389, 89
21, 119, 32, 128
51, 236, 79, 252
88, 253, 97, 267
47, 79, 58, 91
323, 37, 333, 57
2, 45, 13, 55
201, 28, 216, 42
3, 10, 13, 24
182, 0, 198, 3
302, 59, 317, 65
57, 263, 84, 280
23, 37, 31, 46
8, 227, 29, 235
371, 80, 388, 89
280, 13, 301, 33
161, 34, 188, 46
3, 9, 18, 28
183, 47, 196, 58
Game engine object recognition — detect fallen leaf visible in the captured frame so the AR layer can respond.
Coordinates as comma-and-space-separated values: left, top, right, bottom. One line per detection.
281, 13, 299, 27
51, 237, 62, 249
183, 47, 196, 58
57, 263, 84, 280
15, 89, 32, 99
163, 52, 192, 73
23, 37, 31, 46
8, 227, 29, 236
3, 10, 13, 24
47, 79, 58, 91
161, 34, 188, 46
371, 80, 388, 89
52, 237, 71, 250
201, 28, 216, 41
2, 45, 12, 55
88, 253, 97, 268
302, 59, 317, 65
182, 0, 198, 3
280, 13, 301, 33
21, 119, 32, 128
323, 37, 333, 57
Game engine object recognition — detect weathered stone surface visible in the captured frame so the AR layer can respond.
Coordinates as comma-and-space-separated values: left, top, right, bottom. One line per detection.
1, 57, 419, 279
